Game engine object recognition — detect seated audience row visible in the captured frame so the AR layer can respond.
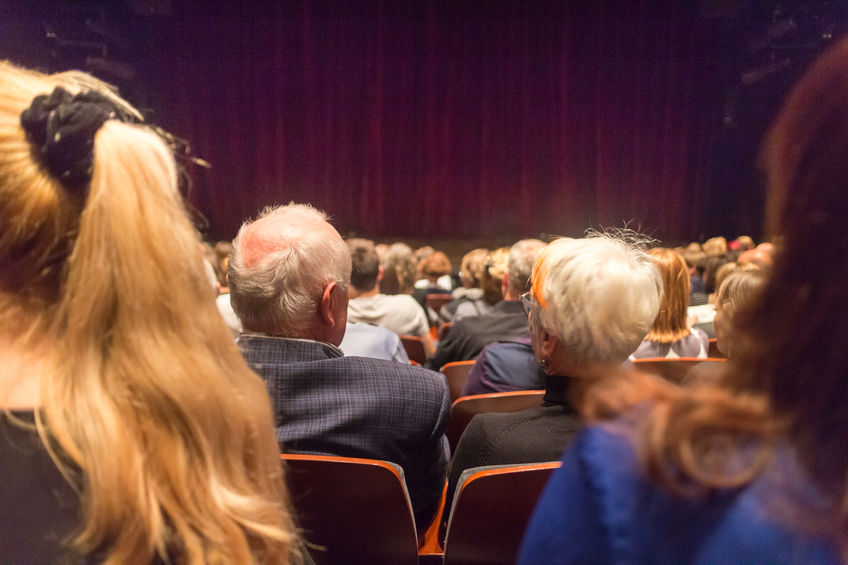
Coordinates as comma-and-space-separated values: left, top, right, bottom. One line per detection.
426, 239, 544, 369
345, 237, 435, 356
13, 34, 847, 564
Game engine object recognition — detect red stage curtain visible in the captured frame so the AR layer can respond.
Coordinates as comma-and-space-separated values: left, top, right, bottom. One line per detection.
149, 1, 719, 243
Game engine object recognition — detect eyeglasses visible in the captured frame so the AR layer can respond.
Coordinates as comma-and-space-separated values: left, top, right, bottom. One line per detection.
520, 292, 533, 315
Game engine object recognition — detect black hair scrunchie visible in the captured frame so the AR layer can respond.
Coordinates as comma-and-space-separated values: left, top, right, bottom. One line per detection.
20, 86, 134, 191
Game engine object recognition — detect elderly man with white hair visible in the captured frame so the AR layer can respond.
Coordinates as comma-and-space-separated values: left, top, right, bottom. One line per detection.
444, 233, 662, 513
228, 203, 450, 529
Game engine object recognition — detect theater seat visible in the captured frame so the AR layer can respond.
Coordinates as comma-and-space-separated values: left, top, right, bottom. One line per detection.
280, 454, 418, 565
440, 360, 476, 402
438, 321, 453, 341
708, 338, 724, 358
426, 293, 453, 317
442, 462, 561, 565
446, 391, 546, 452
400, 335, 427, 365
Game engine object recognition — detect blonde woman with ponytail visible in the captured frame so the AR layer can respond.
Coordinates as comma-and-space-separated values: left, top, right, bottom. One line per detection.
520, 35, 848, 565
0, 62, 298, 563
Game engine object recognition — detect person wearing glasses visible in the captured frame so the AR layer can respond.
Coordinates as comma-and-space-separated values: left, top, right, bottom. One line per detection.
444, 233, 662, 516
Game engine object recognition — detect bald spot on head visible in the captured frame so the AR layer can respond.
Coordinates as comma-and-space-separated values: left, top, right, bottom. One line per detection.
240, 208, 342, 268
738, 248, 773, 269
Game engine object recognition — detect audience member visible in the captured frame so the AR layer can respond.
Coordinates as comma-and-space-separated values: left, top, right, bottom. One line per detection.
702, 252, 731, 302
519, 35, 848, 563
683, 242, 707, 302
413, 250, 453, 321
631, 248, 709, 359
229, 205, 450, 528
0, 62, 297, 563
346, 237, 436, 356
380, 242, 417, 295
734, 235, 756, 251
712, 269, 768, 358
440, 248, 491, 322
480, 247, 510, 305
738, 246, 773, 270
415, 250, 453, 291
339, 322, 410, 363
447, 234, 662, 511
702, 236, 727, 256
460, 336, 546, 396
213, 240, 233, 288
426, 239, 544, 369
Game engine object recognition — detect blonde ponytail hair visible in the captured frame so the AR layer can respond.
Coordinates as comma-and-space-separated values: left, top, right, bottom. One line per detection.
0, 61, 296, 563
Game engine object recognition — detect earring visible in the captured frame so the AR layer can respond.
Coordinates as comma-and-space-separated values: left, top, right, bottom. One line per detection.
539, 359, 550, 372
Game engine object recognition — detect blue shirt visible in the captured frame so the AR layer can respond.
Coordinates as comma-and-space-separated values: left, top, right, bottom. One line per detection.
461, 336, 546, 396
339, 322, 409, 363
519, 419, 840, 564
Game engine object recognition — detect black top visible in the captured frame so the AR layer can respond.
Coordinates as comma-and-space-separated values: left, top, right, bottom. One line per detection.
0, 410, 84, 564
444, 375, 582, 522
426, 300, 529, 370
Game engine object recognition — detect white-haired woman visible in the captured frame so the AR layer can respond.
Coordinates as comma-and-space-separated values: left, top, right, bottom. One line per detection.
525, 235, 663, 383
0, 62, 298, 563
445, 233, 663, 531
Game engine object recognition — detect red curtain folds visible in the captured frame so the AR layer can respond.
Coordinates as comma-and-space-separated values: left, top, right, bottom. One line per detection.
149, 1, 719, 243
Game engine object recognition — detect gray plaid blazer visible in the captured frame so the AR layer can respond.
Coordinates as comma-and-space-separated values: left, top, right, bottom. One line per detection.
239, 333, 450, 528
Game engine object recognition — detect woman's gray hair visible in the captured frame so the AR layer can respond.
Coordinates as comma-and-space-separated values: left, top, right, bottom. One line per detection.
508, 239, 546, 292
228, 203, 351, 336
532, 233, 662, 364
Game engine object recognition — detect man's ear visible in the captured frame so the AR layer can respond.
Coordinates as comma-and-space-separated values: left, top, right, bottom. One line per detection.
501, 267, 510, 296
320, 282, 340, 326
377, 265, 384, 281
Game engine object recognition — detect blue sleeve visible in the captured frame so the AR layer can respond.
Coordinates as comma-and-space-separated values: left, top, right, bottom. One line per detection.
518, 429, 610, 565
460, 346, 488, 396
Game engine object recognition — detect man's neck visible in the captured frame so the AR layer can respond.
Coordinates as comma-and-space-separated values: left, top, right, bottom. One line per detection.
349, 286, 380, 299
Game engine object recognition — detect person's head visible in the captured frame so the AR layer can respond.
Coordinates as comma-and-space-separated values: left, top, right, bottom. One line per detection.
0, 62, 294, 561
734, 235, 756, 251
214, 240, 233, 287
702, 236, 727, 256
418, 250, 452, 283
381, 242, 417, 294
526, 234, 662, 375
506, 238, 546, 296
229, 203, 351, 345
480, 247, 509, 305
682, 243, 706, 275
737, 247, 773, 270
348, 237, 380, 292
459, 248, 488, 289
644, 248, 690, 343
713, 269, 767, 357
